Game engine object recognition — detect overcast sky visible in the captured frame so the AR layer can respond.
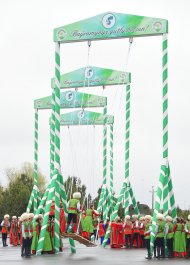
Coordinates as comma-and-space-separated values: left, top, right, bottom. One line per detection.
0, 0, 190, 209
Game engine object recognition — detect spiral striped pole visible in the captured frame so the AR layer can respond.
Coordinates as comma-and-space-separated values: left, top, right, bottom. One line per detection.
54, 174, 60, 253
53, 42, 61, 253
162, 165, 169, 217
50, 86, 55, 177
59, 175, 68, 218
97, 104, 107, 218
27, 192, 34, 213
102, 104, 107, 220
150, 164, 166, 251
69, 238, 76, 254
124, 84, 130, 218
150, 33, 177, 251
36, 174, 57, 254
102, 180, 128, 247
167, 164, 177, 222
129, 184, 140, 216
110, 124, 114, 213
34, 184, 50, 218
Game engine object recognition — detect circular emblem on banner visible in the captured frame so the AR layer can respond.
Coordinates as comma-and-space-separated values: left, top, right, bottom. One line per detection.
153, 21, 163, 33
65, 91, 74, 102
36, 100, 42, 108
57, 29, 67, 40
102, 13, 116, 29
78, 110, 84, 119
85, 67, 94, 79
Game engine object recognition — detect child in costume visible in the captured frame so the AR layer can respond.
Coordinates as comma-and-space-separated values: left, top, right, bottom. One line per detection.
131, 214, 140, 248
165, 215, 174, 258
173, 217, 186, 257
31, 214, 43, 254
123, 215, 132, 248
21, 213, 29, 257
144, 215, 152, 259
139, 216, 145, 248
155, 213, 165, 259
10, 216, 19, 246
18, 216, 22, 245
1, 214, 10, 247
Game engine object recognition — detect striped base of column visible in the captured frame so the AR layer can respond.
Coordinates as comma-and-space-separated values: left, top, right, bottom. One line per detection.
69, 238, 76, 254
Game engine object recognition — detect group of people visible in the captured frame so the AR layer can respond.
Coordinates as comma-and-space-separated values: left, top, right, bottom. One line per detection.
107, 213, 190, 259
1, 192, 190, 260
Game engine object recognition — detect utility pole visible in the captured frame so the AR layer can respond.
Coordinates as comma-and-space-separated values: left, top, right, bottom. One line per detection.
149, 186, 156, 210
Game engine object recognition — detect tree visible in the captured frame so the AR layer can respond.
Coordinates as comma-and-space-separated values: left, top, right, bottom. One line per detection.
0, 162, 47, 220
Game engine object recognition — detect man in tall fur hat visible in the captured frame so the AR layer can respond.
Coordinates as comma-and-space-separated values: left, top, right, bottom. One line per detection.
66, 192, 81, 233
1, 214, 10, 247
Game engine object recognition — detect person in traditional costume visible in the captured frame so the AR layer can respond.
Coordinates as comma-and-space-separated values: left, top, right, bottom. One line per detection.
66, 192, 81, 233
31, 214, 43, 254
60, 200, 66, 234
173, 217, 186, 257
144, 215, 152, 259
155, 213, 165, 259
17, 216, 22, 245
185, 215, 190, 258
165, 215, 174, 258
9, 216, 13, 245
139, 216, 145, 248
110, 217, 124, 248
98, 220, 106, 244
123, 215, 132, 248
131, 214, 140, 248
27, 213, 34, 256
1, 214, 10, 247
21, 213, 29, 257
83, 205, 101, 240
10, 216, 19, 246
181, 218, 187, 256
41, 216, 54, 254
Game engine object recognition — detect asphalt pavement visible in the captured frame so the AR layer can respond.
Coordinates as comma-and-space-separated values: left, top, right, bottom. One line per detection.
0, 238, 189, 265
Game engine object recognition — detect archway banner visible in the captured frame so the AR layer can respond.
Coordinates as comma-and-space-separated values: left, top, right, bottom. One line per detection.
56, 110, 114, 126
54, 12, 168, 43
51, 66, 131, 89
34, 90, 107, 109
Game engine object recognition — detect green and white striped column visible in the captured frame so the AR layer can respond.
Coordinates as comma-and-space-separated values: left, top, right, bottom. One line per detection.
53, 42, 61, 253
102, 105, 107, 220
97, 104, 107, 218
50, 86, 55, 177
151, 33, 176, 250
36, 173, 57, 254
124, 84, 130, 218
110, 124, 114, 213
34, 184, 50, 218
150, 164, 166, 250
167, 164, 177, 222
129, 184, 140, 216
54, 173, 60, 252
69, 238, 76, 254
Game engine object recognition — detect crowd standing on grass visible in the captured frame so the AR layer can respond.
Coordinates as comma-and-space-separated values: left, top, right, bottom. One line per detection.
1, 192, 190, 260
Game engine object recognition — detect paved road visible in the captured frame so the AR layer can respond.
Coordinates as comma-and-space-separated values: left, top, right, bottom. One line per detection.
0, 239, 189, 265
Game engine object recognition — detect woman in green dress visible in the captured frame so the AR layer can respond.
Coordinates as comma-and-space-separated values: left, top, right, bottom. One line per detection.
83, 205, 100, 240
31, 214, 43, 254
173, 217, 186, 257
